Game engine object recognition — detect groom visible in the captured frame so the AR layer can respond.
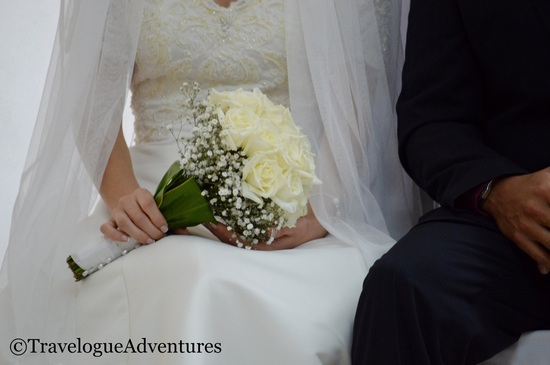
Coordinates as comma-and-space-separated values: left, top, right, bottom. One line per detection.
352, 0, 550, 364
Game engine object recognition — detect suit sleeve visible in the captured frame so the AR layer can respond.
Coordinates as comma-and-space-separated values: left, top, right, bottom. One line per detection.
397, 0, 527, 207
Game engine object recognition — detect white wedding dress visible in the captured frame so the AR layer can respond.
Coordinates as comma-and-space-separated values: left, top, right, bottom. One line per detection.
74, 1, 370, 363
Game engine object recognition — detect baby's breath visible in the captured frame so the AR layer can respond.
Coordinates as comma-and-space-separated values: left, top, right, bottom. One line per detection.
173, 84, 288, 248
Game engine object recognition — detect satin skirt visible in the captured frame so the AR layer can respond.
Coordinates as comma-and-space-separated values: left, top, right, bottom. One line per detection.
74, 140, 369, 364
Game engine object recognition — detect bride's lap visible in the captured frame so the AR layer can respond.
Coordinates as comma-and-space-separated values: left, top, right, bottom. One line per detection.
75, 218, 367, 364
73, 141, 368, 364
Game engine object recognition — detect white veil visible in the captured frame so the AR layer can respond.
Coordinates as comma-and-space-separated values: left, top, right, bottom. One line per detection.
285, 0, 421, 263
0, 1, 144, 363
0, 0, 421, 363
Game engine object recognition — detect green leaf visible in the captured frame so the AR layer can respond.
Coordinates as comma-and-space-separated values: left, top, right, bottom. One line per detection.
153, 160, 217, 230
154, 161, 183, 207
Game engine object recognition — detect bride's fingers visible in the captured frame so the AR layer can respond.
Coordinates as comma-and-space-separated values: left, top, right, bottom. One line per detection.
204, 223, 240, 246
117, 195, 165, 242
134, 188, 169, 234
254, 234, 299, 251
205, 223, 306, 250
205, 223, 253, 247
267, 226, 282, 239
173, 227, 190, 235
100, 220, 130, 242
111, 208, 157, 244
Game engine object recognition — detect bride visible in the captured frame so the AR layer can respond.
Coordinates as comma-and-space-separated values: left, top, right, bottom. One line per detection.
0, 0, 421, 364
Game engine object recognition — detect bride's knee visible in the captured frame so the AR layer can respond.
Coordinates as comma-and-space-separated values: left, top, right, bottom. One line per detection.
136, 235, 228, 280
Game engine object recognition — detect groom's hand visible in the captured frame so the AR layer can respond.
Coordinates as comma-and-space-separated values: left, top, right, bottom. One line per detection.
482, 167, 550, 274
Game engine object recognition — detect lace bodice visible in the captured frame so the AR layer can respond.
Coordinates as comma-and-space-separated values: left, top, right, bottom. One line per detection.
131, 0, 287, 144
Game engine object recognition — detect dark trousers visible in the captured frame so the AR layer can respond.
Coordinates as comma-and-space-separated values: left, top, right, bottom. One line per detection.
352, 207, 550, 365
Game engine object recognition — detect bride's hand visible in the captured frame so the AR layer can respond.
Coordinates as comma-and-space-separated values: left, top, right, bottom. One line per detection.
100, 188, 169, 244
264, 205, 328, 250
205, 204, 328, 250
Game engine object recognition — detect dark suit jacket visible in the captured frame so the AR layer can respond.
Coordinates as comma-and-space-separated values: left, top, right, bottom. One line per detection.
397, 0, 550, 207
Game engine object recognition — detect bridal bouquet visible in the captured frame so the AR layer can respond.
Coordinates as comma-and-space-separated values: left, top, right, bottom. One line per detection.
67, 84, 319, 281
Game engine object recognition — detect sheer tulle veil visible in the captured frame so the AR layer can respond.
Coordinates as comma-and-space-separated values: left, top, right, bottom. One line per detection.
0, 0, 420, 363
285, 0, 422, 262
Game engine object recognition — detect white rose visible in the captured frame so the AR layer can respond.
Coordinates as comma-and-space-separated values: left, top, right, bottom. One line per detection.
221, 107, 261, 148
241, 121, 282, 156
209, 88, 266, 115
241, 153, 284, 204
271, 169, 306, 212
214, 108, 238, 150
260, 103, 290, 126
208, 89, 235, 112
284, 205, 308, 228
279, 135, 319, 184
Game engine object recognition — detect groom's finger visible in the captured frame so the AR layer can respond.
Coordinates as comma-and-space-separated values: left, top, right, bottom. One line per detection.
513, 232, 550, 275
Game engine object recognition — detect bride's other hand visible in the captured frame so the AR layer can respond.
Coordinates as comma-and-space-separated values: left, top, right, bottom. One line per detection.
264, 205, 328, 250
173, 227, 191, 235
205, 204, 328, 250
100, 188, 168, 244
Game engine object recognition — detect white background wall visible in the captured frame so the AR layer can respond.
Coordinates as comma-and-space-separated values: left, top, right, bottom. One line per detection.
0, 1, 60, 263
